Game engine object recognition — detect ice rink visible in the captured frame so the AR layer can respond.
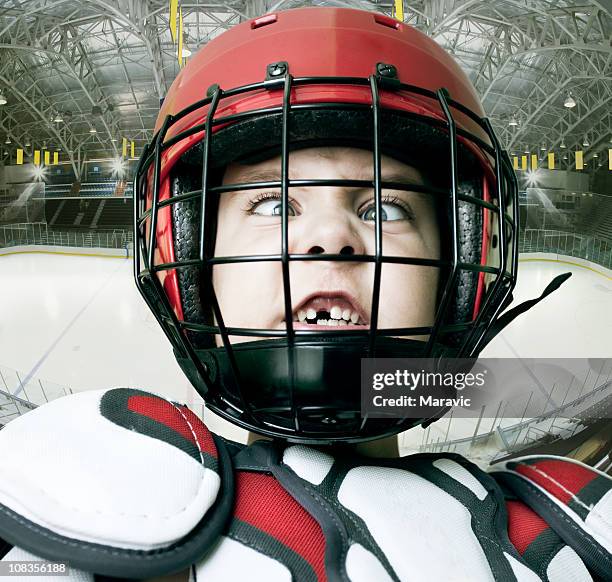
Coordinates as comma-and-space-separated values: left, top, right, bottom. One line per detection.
1, 249, 610, 444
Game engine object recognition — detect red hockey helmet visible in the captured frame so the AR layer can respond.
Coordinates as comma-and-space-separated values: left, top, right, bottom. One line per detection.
134, 7, 518, 443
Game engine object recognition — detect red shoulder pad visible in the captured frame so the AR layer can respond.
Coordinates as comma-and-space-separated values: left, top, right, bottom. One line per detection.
491, 455, 611, 580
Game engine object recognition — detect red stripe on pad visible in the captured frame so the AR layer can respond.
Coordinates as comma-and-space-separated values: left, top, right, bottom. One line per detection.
127, 395, 217, 458
515, 460, 596, 505
506, 500, 548, 555
234, 472, 326, 581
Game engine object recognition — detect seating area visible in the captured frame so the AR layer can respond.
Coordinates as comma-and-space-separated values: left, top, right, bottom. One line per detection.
591, 197, 612, 242
573, 195, 612, 242
45, 198, 132, 230
44, 183, 73, 197
78, 180, 120, 197
47, 199, 83, 227
521, 192, 612, 244
95, 198, 132, 228
42, 179, 134, 199
116, 181, 134, 197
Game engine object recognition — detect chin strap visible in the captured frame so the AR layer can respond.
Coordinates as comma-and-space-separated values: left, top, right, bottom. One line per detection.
478, 272, 572, 353
421, 272, 573, 430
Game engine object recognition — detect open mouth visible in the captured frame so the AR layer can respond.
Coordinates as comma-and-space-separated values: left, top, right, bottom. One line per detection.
288, 292, 369, 327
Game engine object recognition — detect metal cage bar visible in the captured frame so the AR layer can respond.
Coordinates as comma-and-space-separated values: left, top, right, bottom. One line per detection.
368, 75, 384, 357
279, 73, 300, 431
425, 89, 460, 355
458, 117, 510, 356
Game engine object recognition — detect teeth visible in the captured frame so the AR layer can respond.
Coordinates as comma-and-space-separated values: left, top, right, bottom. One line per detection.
326, 304, 362, 324
294, 304, 364, 325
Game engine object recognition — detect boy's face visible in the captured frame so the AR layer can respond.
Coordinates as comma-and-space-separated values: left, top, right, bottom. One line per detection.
212, 146, 441, 345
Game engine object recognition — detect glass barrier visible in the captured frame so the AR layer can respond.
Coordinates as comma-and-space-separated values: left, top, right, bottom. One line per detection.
519, 228, 612, 270
0, 362, 205, 429
0, 222, 133, 251
0, 364, 73, 427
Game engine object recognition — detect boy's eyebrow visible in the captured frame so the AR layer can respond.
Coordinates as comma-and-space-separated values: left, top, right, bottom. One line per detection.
371, 171, 424, 185
226, 169, 424, 186
226, 169, 283, 184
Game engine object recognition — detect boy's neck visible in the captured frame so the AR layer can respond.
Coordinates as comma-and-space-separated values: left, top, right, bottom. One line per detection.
246, 432, 399, 459
351, 435, 399, 458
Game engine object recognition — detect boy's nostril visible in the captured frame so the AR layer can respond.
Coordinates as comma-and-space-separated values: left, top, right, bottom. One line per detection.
307, 245, 355, 255
308, 245, 325, 255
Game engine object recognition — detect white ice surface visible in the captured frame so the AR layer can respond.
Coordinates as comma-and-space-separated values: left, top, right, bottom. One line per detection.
1, 252, 609, 447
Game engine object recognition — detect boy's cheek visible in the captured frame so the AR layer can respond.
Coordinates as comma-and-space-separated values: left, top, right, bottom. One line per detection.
378, 265, 439, 325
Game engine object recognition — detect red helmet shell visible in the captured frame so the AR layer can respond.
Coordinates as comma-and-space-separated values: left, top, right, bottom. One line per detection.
157, 8, 484, 134
146, 7, 496, 323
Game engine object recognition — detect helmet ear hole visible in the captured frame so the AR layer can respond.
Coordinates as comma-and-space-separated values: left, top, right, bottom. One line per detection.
170, 162, 219, 349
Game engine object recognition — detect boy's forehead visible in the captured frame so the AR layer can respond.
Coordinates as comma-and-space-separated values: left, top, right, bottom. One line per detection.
222, 146, 423, 183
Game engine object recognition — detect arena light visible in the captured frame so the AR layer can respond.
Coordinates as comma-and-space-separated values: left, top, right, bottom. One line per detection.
564, 93, 576, 108
89, 126, 97, 134
181, 47, 192, 58
111, 157, 126, 177
582, 136, 590, 147
32, 165, 47, 180
53, 112, 64, 123
508, 115, 518, 127
4, 136, 10, 144
0, 93, 6, 105
560, 139, 566, 149
526, 169, 540, 186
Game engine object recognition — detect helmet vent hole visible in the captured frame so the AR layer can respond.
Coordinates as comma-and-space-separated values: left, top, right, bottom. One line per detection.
374, 14, 402, 30
251, 14, 277, 29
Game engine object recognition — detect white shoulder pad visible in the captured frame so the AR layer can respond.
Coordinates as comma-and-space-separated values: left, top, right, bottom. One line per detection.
0, 388, 233, 579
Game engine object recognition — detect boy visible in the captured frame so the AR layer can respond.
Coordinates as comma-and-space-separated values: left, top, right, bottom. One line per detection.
0, 7, 609, 581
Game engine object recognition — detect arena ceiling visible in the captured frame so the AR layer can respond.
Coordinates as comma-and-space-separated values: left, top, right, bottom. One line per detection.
0, 0, 610, 178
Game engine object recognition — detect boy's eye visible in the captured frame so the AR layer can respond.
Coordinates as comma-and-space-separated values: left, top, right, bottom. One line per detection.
247, 194, 412, 221
251, 197, 297, 217
360, 202, 410, 222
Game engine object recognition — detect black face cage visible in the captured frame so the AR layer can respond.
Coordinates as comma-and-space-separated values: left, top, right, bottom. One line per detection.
135, 71, 519, 444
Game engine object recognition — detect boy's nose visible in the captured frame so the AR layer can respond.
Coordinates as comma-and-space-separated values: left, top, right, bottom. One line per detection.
291, 209, 367, 257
